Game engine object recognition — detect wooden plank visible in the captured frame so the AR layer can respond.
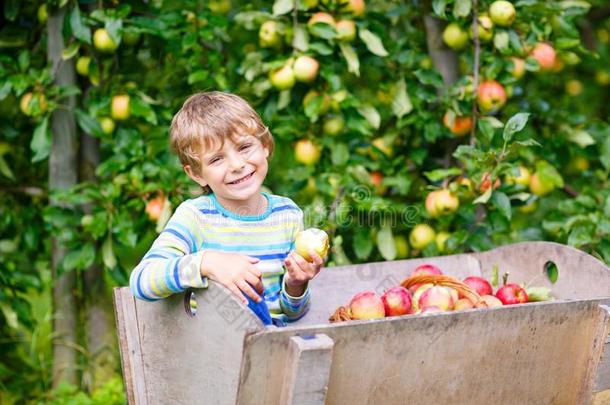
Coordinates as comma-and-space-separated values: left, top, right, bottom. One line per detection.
113, 288, 147, 404
595, 305, 610, 393
130, 282, 264, 404
279, 334, 334, 405
237, 300, 609, 404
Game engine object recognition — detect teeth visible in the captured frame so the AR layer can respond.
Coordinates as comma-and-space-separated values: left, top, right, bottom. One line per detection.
230, 172, 253, 184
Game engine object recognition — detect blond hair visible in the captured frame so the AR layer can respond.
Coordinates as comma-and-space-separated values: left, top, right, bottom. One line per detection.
170, 92, 274, 192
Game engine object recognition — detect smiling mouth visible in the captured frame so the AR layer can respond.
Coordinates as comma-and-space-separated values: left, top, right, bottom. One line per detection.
227, 171, 255, 185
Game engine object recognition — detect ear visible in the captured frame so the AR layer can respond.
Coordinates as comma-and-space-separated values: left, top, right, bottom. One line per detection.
184, 165, 208, 188
263, 146, 270, 159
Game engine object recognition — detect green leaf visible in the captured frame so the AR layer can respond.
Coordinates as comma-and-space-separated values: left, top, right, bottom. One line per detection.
105, 19, 123, 45
392, 79, 412, 118
555, 38, 580, 49
0, 156, 14, 180
309, 24, 337, 40
62, 244, 96, 272
0, 81, 11, 100
601, 136, 610, 170
277, 89, 291, 110
536, 161, 564, 188
503, 112, 529, 142
358, 29, 388, 57
339, 43, 360, 76
432, 0, 449, 17
473, 186, 493, 204
353, 228, 373, 260
331, 143, 349, 166
376, 223, 396, 261
558, 1, 591, 10
292, 25, 309, 52
187, 70, 209, 84
130, 96, 158, 125
492, 191, 511, 220
356, 104, 380, 129
491, 265, 499, 287
102, 235, 117, 269
493, 31, 510, 53
75, 109, 104, 137
70, 6, 91, 44
0, 304, 18, 329
423, 168, 462, 182
545, 261, 559, 284
566, 129, 595, 148
31, 117, 50, 163
273, 0, 293, 16
604, 195, 610, 218
453, 0, 472, 18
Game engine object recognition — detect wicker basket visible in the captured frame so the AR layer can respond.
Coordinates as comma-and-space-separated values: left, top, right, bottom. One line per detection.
329, 273, 484, 323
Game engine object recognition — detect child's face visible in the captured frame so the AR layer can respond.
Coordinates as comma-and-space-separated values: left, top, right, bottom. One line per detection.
186, 134, 270, 203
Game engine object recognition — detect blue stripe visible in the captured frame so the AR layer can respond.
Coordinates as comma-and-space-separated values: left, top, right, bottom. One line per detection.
202, 242, 292, 252
173, 258, 183, 290
164, 228, 193, 252
251, 253, 288, 261
135, 270, 155, 301
169, 222, 197, 251
199, 209, 220, 215
144, 253, 167, 260
164, 260, 179, 292
272, 205, 300, 213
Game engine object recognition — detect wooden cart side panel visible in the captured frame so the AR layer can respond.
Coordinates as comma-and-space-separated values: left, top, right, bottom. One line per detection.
582, 306, 610, 402
113, 287, 148, 405
474, 242, 610, 299
238, 300, 608, 405
595, 303, 610, 393
129, 282, 264, 405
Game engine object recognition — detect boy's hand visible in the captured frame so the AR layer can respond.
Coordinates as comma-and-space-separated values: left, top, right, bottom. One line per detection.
200, 250, 264, 305
283, 250, 324, 297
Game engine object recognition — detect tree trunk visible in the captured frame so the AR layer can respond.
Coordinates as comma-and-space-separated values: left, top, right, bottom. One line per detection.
423, 16, 460, 86
81, 131, 117, 390
48, 6, 79, 387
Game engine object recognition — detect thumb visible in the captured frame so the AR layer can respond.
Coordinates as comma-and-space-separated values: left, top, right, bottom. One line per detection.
246, 256, 260, 264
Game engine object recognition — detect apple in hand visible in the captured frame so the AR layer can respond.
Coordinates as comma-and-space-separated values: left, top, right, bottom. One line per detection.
495, 283, 528, 305
349, 291, 385, 320
294, 228, 329, 262
381, 286, 412, 316
462, 276, 493, 297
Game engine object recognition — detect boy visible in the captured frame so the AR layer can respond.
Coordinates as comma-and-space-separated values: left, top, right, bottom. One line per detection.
129, 92, 324, 325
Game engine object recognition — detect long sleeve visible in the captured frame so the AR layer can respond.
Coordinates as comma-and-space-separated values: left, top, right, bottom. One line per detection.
279, 208, 311, 321
130, 202, 208, 301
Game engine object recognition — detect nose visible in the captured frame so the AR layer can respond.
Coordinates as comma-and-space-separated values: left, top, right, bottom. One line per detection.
227, 150, 246, 171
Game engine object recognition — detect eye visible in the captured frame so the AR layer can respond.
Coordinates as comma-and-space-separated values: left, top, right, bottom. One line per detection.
208, 156, 222, 165
239, 143, 253, 151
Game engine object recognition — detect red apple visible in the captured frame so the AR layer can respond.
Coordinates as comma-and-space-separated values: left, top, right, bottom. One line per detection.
381, 286, 412, 316
349, 291, 385, 320
418, 286, 455, 311
530, 42, 556, 72
410, 283, 433, 311
420, 306, 444, 314
477, 80, 507, 112
308, 12, 335, 27
336, 19, 357, 41
462, 276, 493, 297
343, 0, 365, 17
145, 194, 166, 221
495, 283, 528, 305
510, 57, 526, 79
409, 264, 443, 294
443, 112, 473, 136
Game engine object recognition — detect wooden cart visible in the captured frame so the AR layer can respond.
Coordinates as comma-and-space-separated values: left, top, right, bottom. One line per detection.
114, 242, 610, 404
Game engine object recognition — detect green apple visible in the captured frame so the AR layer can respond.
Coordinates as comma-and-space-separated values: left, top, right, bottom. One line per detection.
98, 117, 116, 135
303, 90, 331, 115
259, 21, 282, 48
38, 4, 48, 24
111, 95, 130, 121
336, 20, 357, 42
323, 115, 345, 136
394, 235, 410, 259
293, 56, 319, 83
20, 92, 48, 116
529, 172, 555, 196
308, 12, 336, 27
425, 189, 459, 218
489, 0, 516, 27
295, 139, 321, 165
472, 16, 494, 42
443, 23, 468, 50
76, 56, 91, 76
436, 231, 450, 253
509, 57, 525, 79
93, 28, 119, 53
269, 64, 296, 90
409, 224, 436, 250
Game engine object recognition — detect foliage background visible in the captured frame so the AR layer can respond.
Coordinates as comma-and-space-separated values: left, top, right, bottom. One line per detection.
1, 0, 609, 402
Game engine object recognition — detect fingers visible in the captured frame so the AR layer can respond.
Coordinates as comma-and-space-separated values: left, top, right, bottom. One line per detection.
245, 256, 261, 264
308, 250, 324, 268
244, 270, 264, 295
237, 279, 262, 303
228, 284, 249, 305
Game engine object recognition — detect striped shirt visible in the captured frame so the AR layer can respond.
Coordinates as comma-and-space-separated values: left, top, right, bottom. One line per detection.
129, 192, 309, 322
